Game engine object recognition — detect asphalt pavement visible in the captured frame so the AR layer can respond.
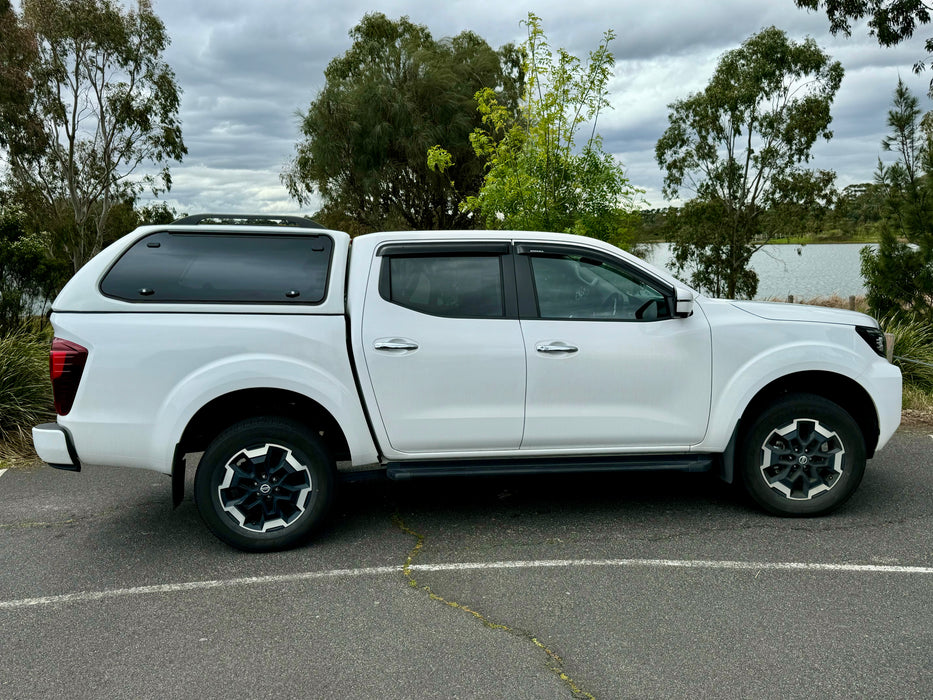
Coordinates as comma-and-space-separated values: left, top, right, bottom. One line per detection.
1, 427, 931, 699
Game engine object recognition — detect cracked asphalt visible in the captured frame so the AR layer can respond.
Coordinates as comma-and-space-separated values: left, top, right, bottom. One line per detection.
1, 428, 932, 699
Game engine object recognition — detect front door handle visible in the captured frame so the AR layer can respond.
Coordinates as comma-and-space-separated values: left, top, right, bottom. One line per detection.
535, 342, 578, 354
374, 339, 419, 351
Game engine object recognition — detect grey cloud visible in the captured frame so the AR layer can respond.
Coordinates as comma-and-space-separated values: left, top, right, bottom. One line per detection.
143, 0, 933, 216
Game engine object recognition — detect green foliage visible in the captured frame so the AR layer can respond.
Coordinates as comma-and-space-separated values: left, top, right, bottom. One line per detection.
656, 27, 843, 298
459, 13, 640, 248
665, 199, 759, 299
827, 182, 886, 238
0, 326, 53, 447
0, 206, 67, 334
0, 0, 43, 158
795, 1, 933, 92
2, 0, 186, 272
795, 1, 930, 45
860, 79, 933, 322
667, 200, 754, 298
882, 313, 933, 390
861, 229, 932, 319
135, 202, 178, 226
283, 13, 521, 232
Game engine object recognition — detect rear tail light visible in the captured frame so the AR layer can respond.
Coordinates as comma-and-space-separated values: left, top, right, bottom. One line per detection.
50, 338, 88, 415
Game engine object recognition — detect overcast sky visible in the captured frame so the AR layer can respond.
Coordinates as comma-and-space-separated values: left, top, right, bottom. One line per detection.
142, 0, 933, 217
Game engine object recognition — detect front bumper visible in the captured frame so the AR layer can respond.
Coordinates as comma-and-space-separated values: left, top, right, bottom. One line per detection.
32, 423, 81, 471
864, 360, 903, 453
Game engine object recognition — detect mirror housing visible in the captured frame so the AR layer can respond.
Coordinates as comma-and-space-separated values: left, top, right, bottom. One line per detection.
674, 287, 695, 318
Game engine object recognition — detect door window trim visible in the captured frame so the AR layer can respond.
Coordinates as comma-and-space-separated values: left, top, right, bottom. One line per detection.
376, 242, 519, 319
514, 243, 675, 321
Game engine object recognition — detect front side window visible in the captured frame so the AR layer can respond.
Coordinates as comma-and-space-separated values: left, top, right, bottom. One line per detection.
383, 255, 505, 318
530, 254, 670, 320
101, 232, 333, 303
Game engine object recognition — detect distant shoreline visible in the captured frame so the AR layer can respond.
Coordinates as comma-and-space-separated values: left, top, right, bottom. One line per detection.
643, 237, 880, 246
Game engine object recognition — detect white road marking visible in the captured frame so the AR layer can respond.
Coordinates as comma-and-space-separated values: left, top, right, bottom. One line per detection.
1, 557, 931, 611
0, 468, 7, 479
414, 558, 933, 575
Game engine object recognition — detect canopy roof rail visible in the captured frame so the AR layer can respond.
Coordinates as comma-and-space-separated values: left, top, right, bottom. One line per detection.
171, 214, 325, 229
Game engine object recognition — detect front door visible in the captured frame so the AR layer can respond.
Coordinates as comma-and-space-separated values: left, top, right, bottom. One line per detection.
517, 245, 713, 450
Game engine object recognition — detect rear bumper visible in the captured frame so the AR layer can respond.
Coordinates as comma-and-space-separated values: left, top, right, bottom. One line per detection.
32, 423, 81, 471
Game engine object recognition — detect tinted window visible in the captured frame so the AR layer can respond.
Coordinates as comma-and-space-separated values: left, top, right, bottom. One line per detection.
385, 255, 504, 318
101, 232, 333, 303
530, 254, 670, 320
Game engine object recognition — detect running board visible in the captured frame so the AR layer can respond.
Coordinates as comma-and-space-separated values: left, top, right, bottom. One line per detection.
385, 455, 714, 481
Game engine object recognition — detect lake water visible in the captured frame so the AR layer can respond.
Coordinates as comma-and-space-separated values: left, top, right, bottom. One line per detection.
645, 242, 876, 300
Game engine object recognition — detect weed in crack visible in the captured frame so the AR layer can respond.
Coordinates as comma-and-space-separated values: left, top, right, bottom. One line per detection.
392, 513, 596, 699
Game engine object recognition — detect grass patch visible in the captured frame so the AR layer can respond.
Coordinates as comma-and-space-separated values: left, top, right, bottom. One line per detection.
0, 327, 53, 455
883, 316, 933, 391
882, 315, 933, 426
903, 384, 933, 413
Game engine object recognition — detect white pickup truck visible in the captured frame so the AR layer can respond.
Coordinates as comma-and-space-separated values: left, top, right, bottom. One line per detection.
32, 215, 902, 551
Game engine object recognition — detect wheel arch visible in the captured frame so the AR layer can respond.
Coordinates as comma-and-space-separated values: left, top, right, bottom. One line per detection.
171, 388, 350, 506
718, 370, 880, 483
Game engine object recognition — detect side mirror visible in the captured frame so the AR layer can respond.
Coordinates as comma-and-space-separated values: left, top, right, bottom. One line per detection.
674, 287, 694, 318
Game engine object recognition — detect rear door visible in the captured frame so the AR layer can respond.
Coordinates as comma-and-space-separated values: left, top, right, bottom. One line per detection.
359, 242, 526, 454
516, 243, 713, 450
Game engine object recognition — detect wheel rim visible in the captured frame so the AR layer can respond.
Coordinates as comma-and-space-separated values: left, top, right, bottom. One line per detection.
758, 419, 845, 501
217, 443, 313, 533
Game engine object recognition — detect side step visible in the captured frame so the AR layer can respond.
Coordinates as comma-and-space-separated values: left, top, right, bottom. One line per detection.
384, 455, 714, 481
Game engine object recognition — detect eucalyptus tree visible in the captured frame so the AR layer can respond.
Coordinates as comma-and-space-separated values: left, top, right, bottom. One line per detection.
2, 0, 185, 272
283, 13, 522, 232
796, 0, 933, 93
0, 0, 42, 159
656, 27, 843, 299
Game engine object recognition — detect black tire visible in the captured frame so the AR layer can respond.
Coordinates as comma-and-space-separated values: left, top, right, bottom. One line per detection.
194, 416, 334, 552
740, 394, 866, 516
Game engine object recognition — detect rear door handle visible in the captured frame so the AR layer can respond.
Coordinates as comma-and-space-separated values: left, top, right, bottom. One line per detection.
374, 339, 419, 351
535, 342, 578, 354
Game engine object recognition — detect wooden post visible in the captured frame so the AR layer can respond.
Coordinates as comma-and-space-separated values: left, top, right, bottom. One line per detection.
848, 295, 856, 311
787, 295, 794, 304
884, 333, 895, 363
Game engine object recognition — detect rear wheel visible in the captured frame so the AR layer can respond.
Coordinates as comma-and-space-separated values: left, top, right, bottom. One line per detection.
194, 417, 334, 551
740, 394, 866, 516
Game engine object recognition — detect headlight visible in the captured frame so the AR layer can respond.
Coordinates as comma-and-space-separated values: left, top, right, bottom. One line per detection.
856, 326, 887, 358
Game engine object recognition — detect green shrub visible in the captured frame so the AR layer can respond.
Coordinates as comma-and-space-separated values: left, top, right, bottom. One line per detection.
0, 327, 53, 448
1, 207, 69, 335
883, 315, 933, 392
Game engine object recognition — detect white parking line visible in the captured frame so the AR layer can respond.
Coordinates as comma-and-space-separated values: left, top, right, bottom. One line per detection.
0, 469, 7, 480
1, 557, 931, 611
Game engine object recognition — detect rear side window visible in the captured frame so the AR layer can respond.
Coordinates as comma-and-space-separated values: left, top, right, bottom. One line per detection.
382, 255, 505, 318
101, 232, 333, 303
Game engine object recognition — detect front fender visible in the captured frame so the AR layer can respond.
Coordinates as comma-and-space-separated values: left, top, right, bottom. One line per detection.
698, 338, 875, 453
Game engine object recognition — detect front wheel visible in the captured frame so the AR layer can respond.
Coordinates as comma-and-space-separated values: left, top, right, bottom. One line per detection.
740, 394, 866, 516
194, 417, 334, 551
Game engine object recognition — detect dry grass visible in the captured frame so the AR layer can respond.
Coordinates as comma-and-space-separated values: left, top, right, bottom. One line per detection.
903, 384, 933, 414
0, 444, 41, 470
765, 294, 870, 313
